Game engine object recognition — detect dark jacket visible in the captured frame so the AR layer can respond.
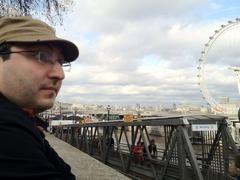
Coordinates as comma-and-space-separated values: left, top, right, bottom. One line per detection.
0, 93, 75, 180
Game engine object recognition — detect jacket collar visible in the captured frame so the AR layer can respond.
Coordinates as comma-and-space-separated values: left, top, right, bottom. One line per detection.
0, 93, 36, 118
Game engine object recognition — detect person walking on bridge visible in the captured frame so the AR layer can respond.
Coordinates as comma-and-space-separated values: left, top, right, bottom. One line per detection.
0, 16, 79, 180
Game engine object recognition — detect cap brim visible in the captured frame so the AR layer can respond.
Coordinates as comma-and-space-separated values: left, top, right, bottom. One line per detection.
46, 39, 79, 63
7, 39, 79, 63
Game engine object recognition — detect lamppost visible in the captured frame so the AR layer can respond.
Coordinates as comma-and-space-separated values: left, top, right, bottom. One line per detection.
74, 107, 77, 124
59, 102, 62, 120
136, 103, 141, 118
107, 105, 111, 121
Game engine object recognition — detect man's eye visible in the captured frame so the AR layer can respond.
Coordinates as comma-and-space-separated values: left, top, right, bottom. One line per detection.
38, 51, 52, 63
58, 59, 65, 65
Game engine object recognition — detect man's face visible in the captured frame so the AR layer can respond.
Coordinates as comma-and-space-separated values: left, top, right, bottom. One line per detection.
0, 43, 65, 113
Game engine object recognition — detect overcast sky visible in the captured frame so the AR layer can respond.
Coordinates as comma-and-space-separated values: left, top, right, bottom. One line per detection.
53, 0, 240, 107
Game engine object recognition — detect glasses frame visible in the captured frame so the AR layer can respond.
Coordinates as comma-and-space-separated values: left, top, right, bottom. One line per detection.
0, 50, 71, 72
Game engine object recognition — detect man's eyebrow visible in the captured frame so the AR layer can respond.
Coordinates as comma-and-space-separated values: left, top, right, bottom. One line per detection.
44, 44, 64, 57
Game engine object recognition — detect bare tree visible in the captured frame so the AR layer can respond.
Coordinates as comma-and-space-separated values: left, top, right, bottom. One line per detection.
0, 0, 73, 25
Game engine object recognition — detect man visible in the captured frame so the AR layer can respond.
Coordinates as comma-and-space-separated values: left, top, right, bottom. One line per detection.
0, 16, 79, 179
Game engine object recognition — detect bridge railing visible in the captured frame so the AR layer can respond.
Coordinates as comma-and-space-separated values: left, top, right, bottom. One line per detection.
52, 115, 238, 180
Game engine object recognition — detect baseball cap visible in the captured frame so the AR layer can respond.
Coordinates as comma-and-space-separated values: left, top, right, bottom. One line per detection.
0, 16, 79, 62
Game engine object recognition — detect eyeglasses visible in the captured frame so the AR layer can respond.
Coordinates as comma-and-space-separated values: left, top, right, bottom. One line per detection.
2, 50, 71, 72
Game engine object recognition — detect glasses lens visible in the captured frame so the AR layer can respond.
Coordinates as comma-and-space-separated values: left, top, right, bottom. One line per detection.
37, 51, 52, 64
62, 62, 71, 72
37, 51, 71, 71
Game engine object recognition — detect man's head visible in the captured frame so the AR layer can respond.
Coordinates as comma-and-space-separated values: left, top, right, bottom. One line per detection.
0, 16, 79, 113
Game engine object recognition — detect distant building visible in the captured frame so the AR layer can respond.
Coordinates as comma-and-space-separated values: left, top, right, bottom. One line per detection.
51, 101, 73, 114
175, 104, 210, 114
219, 96, 230, 104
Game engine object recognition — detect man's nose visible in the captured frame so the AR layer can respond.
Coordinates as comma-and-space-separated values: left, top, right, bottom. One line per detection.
48, 62, 65, 80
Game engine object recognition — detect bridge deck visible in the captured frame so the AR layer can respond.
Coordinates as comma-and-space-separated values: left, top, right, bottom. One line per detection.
45, 132, 130, 180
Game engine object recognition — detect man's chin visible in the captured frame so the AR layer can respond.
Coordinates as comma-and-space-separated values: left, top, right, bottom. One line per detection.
35, 99, 55, 113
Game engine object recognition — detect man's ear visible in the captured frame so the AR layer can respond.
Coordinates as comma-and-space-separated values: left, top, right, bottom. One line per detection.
0, 43, 10, 54
0, 43, 10, 61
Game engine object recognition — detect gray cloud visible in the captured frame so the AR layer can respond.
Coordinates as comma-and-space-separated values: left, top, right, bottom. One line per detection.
56, 0, 240, 107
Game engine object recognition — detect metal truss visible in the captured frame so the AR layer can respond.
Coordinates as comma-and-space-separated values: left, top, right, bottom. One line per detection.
52, 115, 237, 180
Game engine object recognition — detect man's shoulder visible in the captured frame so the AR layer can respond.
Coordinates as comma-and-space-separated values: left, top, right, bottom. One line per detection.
0, 105, 29, 124
0, 98, 43, 143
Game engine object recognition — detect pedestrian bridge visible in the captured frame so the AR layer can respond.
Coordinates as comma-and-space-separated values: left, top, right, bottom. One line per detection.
52, 115, 238, 180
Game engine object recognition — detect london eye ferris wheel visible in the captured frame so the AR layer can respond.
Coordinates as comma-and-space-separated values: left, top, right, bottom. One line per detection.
197, 18, 240, 114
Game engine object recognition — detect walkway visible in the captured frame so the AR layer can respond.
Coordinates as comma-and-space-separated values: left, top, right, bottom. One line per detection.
45, 132, 130, 180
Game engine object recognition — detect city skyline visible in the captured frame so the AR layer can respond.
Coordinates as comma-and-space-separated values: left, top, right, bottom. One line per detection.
48, 0, 240, 107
